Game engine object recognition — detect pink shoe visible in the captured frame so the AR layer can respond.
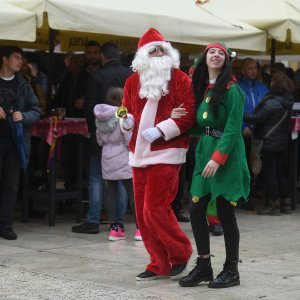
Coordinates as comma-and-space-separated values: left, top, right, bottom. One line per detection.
109, 224, 126, 241
134, 229, 142, 241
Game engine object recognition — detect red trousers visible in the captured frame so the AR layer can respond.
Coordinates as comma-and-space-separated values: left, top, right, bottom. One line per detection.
132, 164, 192, 275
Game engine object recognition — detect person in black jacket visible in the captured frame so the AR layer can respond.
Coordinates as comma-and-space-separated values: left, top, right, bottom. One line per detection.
53, 54, 83, 117
244, 72, 295, 215
59, 42, 101, 191
72, 42, 132, 234
0, 46, 41, 240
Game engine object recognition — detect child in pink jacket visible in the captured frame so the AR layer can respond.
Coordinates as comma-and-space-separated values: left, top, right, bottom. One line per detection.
94, 87, 141, 241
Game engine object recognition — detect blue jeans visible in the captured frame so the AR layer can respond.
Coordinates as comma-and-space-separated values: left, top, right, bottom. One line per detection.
86, 154, 127, 224
87, 154, 103, 224
115, 181, 128, 224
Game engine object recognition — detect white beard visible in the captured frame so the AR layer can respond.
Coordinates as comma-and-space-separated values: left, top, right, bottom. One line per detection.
132, 55, 173, 100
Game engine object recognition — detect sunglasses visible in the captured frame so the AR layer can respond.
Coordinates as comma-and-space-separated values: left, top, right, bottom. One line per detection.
149, 46, 167, 55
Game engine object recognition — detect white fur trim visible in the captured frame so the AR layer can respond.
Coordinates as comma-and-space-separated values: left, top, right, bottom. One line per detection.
156, 118, 180, 141
132, 98, 159, 163
129, 97, 186, 167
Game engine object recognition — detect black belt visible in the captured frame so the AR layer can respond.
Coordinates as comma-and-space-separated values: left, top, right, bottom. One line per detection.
204, 126, 223, 138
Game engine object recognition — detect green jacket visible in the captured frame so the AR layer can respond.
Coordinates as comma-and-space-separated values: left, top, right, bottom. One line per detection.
191, 83, 250, 214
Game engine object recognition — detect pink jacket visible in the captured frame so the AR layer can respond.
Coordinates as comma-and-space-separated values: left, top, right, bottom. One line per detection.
94, 104, 132, 180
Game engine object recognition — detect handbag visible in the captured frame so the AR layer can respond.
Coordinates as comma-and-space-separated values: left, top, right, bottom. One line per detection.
250, 110, 288, 175
250, 138, 264, 175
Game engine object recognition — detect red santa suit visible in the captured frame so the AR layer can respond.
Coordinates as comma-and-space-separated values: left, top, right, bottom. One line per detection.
121, 28, 196, 276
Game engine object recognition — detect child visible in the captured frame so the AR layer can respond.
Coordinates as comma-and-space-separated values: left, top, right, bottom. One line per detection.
94, 87, 141, 241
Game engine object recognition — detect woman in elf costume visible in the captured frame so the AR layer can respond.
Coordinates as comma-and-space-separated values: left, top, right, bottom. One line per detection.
178, 43, 250, 288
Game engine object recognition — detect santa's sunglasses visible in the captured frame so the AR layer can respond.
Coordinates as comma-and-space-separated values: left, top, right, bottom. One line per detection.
149, 46, 167, 55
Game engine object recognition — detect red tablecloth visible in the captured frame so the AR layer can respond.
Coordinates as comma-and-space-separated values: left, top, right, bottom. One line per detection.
291, 117, 300, 133
31, 118, 89, 145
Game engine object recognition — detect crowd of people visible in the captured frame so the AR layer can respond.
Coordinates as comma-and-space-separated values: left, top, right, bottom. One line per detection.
0, 26, 298, 289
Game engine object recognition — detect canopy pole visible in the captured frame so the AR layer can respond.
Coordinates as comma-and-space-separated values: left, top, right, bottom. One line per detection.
271, 38, 276, 66
46, 28, 56, 114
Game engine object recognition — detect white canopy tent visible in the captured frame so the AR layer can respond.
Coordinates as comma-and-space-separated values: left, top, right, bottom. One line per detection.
197, 0, 300, 61
4, 0, 266, 52
198, 0, 300, 43
0, 0, 36, 42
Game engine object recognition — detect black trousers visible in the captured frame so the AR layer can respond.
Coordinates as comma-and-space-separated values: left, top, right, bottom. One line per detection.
261, 149, 290, 200
0, 137, 21, 227
189, 195, 239, 262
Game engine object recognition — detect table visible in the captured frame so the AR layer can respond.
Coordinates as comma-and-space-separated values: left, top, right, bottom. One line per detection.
291, 116, 300, 210
31, 118, 89, 145
22, 117, 89, 226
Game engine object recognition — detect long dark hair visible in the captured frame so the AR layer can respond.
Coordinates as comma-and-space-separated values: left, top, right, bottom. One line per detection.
192, 52, 233, 117
270, 72, 295, 95
254, 72, 295, 113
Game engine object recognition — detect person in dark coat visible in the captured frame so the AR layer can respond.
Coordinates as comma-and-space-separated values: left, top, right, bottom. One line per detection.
53, 54, 83, 117
0, 46, 41, 240
57, 44, 100, 191
70, 40, 103, 233
72, 42, 132, 234
244, 72, 295, 215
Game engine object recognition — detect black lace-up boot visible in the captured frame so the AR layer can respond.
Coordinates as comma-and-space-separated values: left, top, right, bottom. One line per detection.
208, 260, 240, 288
179, 256, 213, 287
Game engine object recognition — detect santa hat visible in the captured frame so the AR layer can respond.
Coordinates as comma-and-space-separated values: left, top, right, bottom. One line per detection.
138, 28, 167, 50
205, 42, 236, 60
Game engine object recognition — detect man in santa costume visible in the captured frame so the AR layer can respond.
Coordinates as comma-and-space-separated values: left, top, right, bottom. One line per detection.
120, 28, 195, 281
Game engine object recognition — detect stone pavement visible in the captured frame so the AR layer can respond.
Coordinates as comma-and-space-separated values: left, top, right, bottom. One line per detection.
0, 209, 300, 300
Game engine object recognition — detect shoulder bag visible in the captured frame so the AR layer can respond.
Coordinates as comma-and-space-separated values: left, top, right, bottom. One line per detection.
251, 110, 288, 175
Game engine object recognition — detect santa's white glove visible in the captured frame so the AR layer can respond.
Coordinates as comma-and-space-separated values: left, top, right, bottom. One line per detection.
142, 127, 162, 143
120, 116, 134, 130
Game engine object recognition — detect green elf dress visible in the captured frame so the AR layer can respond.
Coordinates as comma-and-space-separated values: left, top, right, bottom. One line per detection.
190, 82, 250, 216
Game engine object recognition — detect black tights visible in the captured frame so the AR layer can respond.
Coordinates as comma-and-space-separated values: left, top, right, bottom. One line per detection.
189, 195, 239, 262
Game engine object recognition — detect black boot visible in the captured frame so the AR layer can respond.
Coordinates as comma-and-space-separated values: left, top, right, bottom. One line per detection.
258, 199, 280, 216
179, 256, 213, 287
281, 197, 292, 214
208, 260, 240, 288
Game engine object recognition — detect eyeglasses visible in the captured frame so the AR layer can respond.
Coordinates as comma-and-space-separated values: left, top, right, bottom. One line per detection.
149, 46, 167, 55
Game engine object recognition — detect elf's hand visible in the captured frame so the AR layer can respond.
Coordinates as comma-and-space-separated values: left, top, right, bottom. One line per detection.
202, 160, 220, 178
142, 127, 162, 143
